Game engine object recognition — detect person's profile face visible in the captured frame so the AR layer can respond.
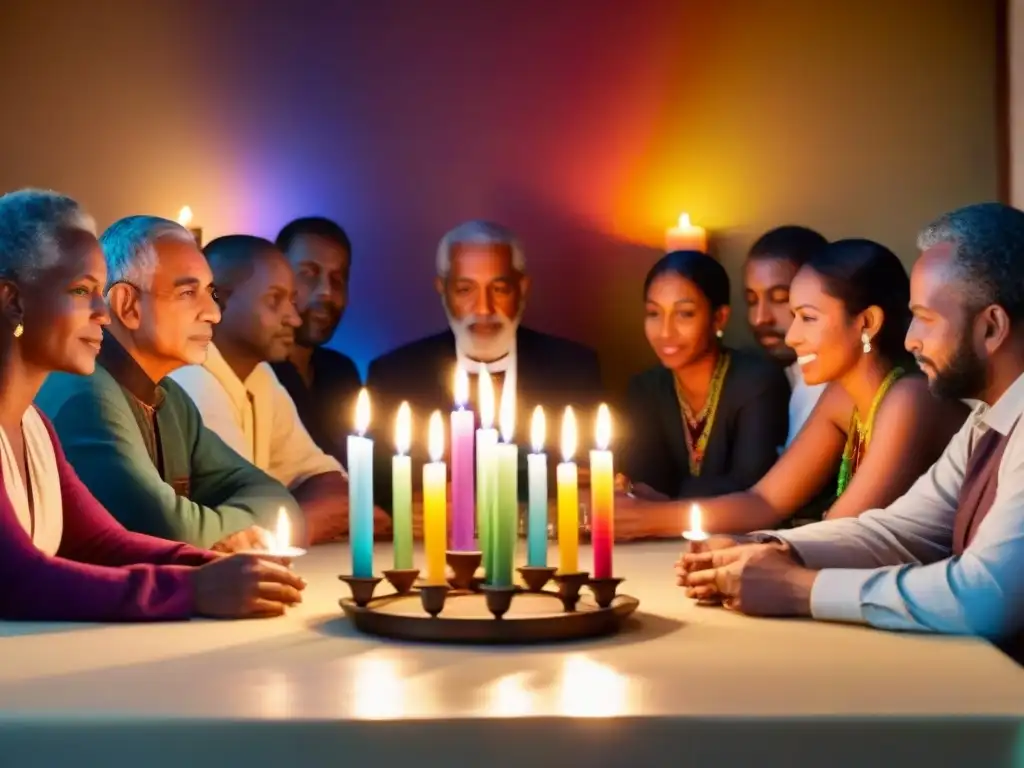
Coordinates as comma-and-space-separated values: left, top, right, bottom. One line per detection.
285, 234, 349, 347
785, 267, 863, 386
744, 256, 800, 364
222, 251, 301, 364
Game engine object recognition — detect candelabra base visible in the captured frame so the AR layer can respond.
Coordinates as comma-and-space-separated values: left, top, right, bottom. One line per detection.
446, 550, 482, 592
338, 575, 382, 607
552, 571, 590, 612
382, 568, 420, 595
587, 577, 625, 609
480, 585, 517, 619
517, 565, 557, 592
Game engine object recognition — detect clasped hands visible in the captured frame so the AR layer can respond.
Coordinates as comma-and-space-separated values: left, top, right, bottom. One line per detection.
673, 536, 817, 617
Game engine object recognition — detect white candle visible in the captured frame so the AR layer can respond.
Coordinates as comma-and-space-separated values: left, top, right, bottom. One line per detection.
682, 503, 708, 542
269, 507, 307, 558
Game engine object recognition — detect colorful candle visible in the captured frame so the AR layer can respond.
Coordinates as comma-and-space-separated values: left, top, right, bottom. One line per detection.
557, 407, 579, 574
347, 388, 374, 578
392, 402, 413, 569
423, 411, 447, 585
527, 405, 548, 567
492, 384, 518, 587
476, 369, 499, 576
589, 404, 614, 579
665, 212, 707, 253
450, 366, 476, 552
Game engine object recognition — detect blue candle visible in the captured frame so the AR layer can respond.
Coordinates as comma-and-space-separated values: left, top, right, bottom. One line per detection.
348, 388, 374, 578
527, 406, 548, 567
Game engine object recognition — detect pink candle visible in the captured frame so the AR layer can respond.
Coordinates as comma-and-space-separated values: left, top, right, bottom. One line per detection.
590, 405, 615, 578
450, 365, 476, 552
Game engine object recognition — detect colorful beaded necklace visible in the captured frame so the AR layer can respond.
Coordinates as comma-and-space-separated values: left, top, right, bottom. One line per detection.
836, 366, 904, 495
674, 351, 731, 476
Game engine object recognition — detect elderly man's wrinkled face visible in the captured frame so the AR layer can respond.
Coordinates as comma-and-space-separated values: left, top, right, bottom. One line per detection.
435, 243, 529, 362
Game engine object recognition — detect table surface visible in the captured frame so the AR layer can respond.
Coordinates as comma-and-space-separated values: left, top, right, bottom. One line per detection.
1, 541, 1021, 723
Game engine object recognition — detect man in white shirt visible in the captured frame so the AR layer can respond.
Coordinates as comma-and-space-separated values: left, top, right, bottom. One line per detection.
744, 225, 829, 447
681, 203, 1024, 662
171, 235, 356, 545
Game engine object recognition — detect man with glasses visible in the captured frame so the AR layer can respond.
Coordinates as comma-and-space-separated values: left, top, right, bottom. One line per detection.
37, 216, 300, 552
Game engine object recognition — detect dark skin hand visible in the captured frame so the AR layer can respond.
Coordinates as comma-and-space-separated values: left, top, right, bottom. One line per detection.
291, 472, 392, 543
191, 554, 307, 618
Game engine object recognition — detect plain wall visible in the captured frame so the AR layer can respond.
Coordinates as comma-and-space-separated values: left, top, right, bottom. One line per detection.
0, 0, 1001, 393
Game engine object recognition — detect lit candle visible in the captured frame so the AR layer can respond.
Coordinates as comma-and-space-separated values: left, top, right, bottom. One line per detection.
177, 205, 203, 247
423, 411, 448, 585
682, 503, 708, 543
527, 406, 548, 567
492, 383, 518, 588
268, 507, 306, 557
665, 212, 707, 253
556, 407, 579, 574
450, 366, 476, 552
476, 369, 499, 577
392, 402, 413, 569
347, 388, 374, 578
589, 404, 614, 579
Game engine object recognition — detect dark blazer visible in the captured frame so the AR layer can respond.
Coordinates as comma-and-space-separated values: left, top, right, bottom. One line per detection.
366, 326, 605, 509
621, 349, 789, 500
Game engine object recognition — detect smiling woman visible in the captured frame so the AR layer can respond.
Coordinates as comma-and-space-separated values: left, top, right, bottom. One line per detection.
617, 250, 790, 504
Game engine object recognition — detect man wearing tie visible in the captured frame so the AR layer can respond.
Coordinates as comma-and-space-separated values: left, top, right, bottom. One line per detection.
366, 220, 604, 509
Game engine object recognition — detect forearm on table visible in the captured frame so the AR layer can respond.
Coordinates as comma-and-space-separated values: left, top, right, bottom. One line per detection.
700, 490, 789, 534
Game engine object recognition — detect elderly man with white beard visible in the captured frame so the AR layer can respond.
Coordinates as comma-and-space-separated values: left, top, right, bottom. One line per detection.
366, 220, 604, 511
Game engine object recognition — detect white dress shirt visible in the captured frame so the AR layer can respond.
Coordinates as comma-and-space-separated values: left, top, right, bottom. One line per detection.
455, 339, 517, 404
784, 362, 826, 447
767, 371, 1024, 643
170, 345, 343, 490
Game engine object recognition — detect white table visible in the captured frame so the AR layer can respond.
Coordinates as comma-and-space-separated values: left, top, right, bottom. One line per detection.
1, 542, 1022, 768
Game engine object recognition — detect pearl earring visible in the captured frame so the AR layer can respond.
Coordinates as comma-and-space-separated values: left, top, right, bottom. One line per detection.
861, 331, 871, 354
716, 329, 724, 339
13, 323, 23, 338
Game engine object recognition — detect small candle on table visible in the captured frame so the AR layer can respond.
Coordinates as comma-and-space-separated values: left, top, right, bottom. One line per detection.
476, 369, 499, 576
265, 507, 306, 557
392, 402, 413, 570
492, 382, 519, 588
589, 404, 615, 579
665, 212, 707, 253
450, 366, 476, 552
527, 405, 548, 567
682, 503, 708, 547
423, 411, 448, 585
556, 406, 579, 574
348, 388, 374, 578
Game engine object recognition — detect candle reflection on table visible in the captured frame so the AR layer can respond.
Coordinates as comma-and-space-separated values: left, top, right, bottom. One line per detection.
557, 655, 631, 718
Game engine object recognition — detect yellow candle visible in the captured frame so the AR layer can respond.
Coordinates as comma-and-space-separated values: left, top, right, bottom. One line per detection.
423, 410, 447, 585
665, 212, 707, 253
557, 406, 579, 574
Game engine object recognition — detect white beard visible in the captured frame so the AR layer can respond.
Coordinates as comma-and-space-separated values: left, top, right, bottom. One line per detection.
444, 303, 523, 363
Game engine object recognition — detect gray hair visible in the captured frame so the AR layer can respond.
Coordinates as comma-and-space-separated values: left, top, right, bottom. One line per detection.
0, 189, 96, 284
917, 202, 1024, 322
436, 220, 525, 277
99, 215, 196, 291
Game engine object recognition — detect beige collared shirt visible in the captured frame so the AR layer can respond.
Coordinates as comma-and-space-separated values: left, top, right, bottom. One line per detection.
170, 345, 342, 490
768, 371, 1024, 642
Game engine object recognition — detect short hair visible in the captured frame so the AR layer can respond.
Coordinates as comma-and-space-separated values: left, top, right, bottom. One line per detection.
99, 215, 196, 291
917, 202, 1024, 323
806, 238, 911, 364
275, 216, 352, 256
748, 225, 828, 267
203, 234, 280, 292
644, 250, 731, 310
0, 189, 95, 285
436, 220, 525, 278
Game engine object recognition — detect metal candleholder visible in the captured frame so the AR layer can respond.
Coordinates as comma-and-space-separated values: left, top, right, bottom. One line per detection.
480, 585, 518, 619
419, 584, 451, 617
552, 571, 590, 612
517, 565, 557, 592
446, 550, 482, 592
382, 568, 420, 595
338, 574, 382, 607
587, 577, 625, 609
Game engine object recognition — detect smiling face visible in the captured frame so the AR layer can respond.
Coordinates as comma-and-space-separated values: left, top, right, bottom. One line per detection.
643, 272, 725, 370
785, 266, 865, 386
14, 229, 111, 375
744, 256, 801, 364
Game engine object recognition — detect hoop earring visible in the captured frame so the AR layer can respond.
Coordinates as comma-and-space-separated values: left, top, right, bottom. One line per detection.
861, 331, 871, 354
13, 323, 23, 338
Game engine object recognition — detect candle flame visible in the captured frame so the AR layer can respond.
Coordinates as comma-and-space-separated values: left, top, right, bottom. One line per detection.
395, 401, 411, 454
530, 405, 545, 453
275, 507, 290, 550
479, 368, 495, 429
177, 205, 193, 228
688, 504, 703, 536
354, 388, 371, 435
595, 404, 612, 450
561, 406, 577, 462
453, 365, 469, 407
499, 378, 515, 443
677, 212, 691, 228
428, 410, 445, 462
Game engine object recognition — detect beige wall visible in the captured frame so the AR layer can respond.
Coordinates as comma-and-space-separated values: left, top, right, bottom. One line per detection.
0, 0, 1003, 390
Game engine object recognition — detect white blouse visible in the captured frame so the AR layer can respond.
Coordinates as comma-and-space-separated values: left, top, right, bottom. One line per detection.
1, 407, 63, 555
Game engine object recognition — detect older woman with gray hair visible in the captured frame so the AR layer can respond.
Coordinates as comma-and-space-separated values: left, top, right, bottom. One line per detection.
0, 189, 304, 621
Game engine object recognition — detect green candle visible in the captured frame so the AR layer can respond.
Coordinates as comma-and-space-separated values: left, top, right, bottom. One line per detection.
493, 440, 519, 587
392, 402, 413, 570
